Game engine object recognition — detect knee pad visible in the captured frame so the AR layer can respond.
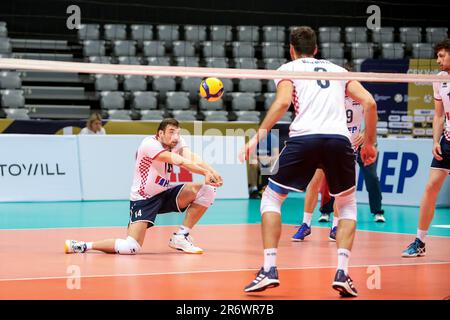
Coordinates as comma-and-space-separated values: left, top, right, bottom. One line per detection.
193, 184, 216, 208
335, 193, 357, 221
115, 236, 141, 255
260, 186, 287, 215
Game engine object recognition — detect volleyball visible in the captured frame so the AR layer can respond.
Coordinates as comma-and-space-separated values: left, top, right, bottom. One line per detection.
199, 77, 224, 102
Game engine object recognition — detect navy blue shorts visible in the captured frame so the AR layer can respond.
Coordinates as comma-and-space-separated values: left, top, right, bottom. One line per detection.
431, 136, 450, 173
129, 184, 187, 228
269, 134, 356, 196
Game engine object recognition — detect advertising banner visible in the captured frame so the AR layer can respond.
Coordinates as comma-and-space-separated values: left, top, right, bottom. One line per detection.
0, 134, 82, 201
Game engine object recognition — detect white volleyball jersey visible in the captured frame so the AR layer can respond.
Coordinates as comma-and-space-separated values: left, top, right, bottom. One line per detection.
345, 96, 364, 146
274, 58, 350, 139
130, 136, 187, 201
432, 71, 450, 141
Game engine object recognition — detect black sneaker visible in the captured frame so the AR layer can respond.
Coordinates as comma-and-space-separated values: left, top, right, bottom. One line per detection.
332, 269, 358, 297
244, 267, 280, 292
249, 189, 261, 199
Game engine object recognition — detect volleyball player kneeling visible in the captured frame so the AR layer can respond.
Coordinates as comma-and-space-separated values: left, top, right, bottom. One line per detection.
65, 118, 222, 255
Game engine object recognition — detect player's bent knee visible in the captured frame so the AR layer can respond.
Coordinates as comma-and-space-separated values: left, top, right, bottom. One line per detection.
192, 184, 216, 208
115, 236, 141, 255
260, 186, 287, 215
335, 192, 357, 221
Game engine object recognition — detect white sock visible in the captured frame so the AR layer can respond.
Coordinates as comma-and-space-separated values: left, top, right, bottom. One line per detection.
337, 248, 351, 275
176, 225, 191, 235
332, 216, 339, 228
86, 242, 93, 250
417, 229, 428, 242
302, 212, 313, 226
263, 248, 277, 272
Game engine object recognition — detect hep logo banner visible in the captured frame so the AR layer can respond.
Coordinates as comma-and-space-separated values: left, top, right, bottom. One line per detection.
357, 151, 418, 194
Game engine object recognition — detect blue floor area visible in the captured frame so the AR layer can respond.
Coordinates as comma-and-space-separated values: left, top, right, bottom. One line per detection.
0, 199, 449, 237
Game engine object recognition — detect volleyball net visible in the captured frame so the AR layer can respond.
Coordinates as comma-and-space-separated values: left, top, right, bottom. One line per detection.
0, 57, 448, 139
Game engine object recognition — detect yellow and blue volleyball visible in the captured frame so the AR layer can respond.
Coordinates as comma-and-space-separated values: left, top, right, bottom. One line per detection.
199, 77, 224, 102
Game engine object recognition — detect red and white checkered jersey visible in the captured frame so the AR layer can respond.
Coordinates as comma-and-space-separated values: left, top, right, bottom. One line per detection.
432, 71, 450, 141
130, 136, 187, 201
274, 58, 350, 140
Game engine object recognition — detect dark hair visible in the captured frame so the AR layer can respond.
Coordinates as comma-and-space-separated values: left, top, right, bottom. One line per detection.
157, 118, 179, 133
290, 26, 317, 56
435, 39, 450, 54
343, 61, 355, 72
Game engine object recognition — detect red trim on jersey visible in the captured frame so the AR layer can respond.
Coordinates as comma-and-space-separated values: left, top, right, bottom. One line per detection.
434, 98, 442, 101
276, 79, 293, 87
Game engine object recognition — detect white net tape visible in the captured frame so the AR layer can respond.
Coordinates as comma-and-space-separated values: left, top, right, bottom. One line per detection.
0, 58, 449, 83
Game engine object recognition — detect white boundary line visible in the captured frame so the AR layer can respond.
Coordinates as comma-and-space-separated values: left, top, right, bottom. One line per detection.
1, 223, 450, 238
0, 261, 448, 282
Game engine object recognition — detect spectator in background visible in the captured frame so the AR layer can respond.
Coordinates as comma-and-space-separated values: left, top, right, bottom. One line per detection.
80, 112, 106, 135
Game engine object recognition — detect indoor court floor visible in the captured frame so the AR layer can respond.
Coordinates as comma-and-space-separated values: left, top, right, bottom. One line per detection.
0, 196, 449, 300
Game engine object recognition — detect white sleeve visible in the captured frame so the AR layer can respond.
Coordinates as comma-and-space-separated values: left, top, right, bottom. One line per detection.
79, 128, 89, 135
433, 82, 442, 100
274, 63, 294, 88
141, 138, 166, 159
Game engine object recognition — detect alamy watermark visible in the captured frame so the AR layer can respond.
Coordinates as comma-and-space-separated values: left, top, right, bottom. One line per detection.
66, 265, 81, 290
173, 123, 280, 175
66, 5, 81, 30
366, 5, 381, 31
366, 265, 381, 290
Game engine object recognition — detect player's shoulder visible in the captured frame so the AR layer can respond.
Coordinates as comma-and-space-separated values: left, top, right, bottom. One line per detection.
141, 136, 163, 150
437, 71, 449, 76
279, 58, 346, 72
320, 60, 347, 72
345, 96, 353, 104
277, 60, 296, 71
345, 96, 361, 107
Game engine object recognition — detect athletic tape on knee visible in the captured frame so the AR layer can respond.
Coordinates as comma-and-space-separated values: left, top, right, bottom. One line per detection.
335, 193, 357, 221
260, 186, 287, 215
115, 236, 141, 255
193, 184, 216, 207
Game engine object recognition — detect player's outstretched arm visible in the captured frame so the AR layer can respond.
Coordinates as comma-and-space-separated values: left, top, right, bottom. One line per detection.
180, 148, 223, 185
155, 150, 221, 187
